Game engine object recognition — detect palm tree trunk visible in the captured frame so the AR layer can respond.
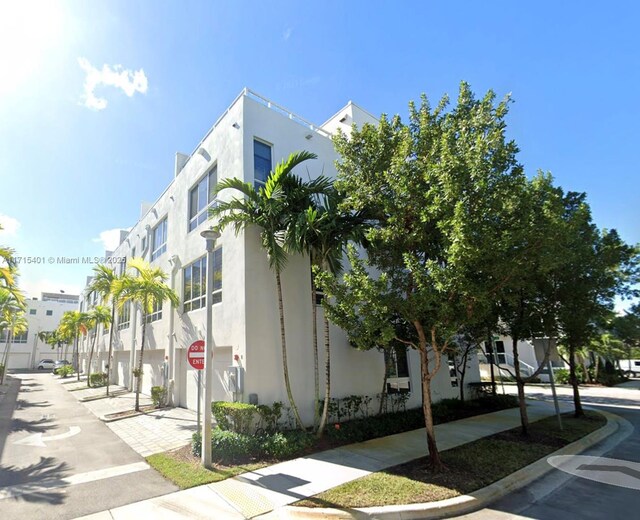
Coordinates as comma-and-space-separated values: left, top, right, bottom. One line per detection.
75, 335, 80, 382
135, 311, 147, 412
317, 312, 332, 437
106, 306, 116, 396
0, 333, 11, 385
310, 271, 320, 431
87, 329, 98, 387
275, 270, 304, 430
594, 355, 600, 382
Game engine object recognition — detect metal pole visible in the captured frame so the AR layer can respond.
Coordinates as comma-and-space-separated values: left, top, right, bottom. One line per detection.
197, 370, 201, 431
547, 358, 563, 430
200, 229, 219, 469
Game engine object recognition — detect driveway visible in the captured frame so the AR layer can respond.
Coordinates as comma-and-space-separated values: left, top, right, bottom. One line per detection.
0, 372, 177, 520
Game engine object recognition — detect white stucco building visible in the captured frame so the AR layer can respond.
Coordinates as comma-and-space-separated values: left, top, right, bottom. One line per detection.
78, 89, 481, 424
1, 292, 79, 369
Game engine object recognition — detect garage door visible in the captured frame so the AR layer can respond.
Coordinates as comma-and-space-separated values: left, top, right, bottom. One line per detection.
141, 349, 165, 396
6, 352, 31, 369
178, 346, 232, 410
115, 351, 130, 387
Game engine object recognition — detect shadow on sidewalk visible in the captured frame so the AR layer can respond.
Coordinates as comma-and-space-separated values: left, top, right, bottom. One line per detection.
0, 456, 70, 505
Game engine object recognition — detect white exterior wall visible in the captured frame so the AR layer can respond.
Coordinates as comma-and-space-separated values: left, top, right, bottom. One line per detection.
1, 297, 78, 370
77, 89, 482, 423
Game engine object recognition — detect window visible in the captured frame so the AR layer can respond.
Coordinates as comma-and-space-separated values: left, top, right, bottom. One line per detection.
46, 310, 53, 316
448, 356, 459, 387
145, 300, 163, 323
254, 139, 272, 189
131, 246, 136, 258
117, 302, 131, 330
1, 330, 28, 343
183, 247, 222, 312
189, 167, 217, 231
141, 236, 147, 251
314, 288, 325, 305
29, 309, 36, 315
384, 346, 410, 393
151, 218, 167, 261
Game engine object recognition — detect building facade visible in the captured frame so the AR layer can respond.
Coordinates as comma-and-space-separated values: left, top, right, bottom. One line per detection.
1, 292, 79, 369
78, 89, 481, 424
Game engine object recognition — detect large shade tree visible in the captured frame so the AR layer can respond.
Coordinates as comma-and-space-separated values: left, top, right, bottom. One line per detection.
114, 258, 178, 412
318, 83, 528, 468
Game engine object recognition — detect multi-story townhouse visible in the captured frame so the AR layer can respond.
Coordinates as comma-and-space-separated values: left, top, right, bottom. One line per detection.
1, 292, 79, 369
78, 89, 481, 424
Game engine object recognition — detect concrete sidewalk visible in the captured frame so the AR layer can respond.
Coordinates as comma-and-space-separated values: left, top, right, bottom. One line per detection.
75, 399, 572, 520
59, 377, 198, 457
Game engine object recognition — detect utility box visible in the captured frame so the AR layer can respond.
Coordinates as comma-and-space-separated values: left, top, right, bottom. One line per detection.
227, 366, 243, 393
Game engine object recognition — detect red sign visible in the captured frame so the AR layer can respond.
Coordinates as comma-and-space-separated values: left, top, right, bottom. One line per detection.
187, 340, 205, 370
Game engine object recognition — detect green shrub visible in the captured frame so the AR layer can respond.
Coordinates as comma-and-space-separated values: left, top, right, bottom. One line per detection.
596, 370, 627, 386
256, 401, 283, 433
58, 365, 74, 378
89, 372, 107, 387
151, 385, 167, 408
212, 401, 257, 434
555, 368, 569, 384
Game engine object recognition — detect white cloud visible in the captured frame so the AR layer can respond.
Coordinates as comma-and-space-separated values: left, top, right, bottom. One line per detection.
283, 27, 293, 41
92, 228, 129, 252
78, 58, 148, 110
0, 214, 20, 236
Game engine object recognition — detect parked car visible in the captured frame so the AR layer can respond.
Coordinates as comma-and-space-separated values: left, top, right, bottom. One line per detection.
37, 359, 56, 370
53, 360, 71, 374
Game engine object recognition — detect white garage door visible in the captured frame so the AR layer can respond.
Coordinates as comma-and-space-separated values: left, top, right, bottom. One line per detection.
7, 352, 31, 369
178, 346, 232, 411
141, 349, 165, 396
115, 350, 130, 387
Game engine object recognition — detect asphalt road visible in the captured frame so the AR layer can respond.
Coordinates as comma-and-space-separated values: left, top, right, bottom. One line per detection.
0, 372, 177, 520
456, 381, 640, 520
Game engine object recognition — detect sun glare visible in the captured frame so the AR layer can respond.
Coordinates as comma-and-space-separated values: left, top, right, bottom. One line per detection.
0, 0, 65, 98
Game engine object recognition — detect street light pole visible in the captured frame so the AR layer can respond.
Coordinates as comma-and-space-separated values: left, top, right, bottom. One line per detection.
200, 228, 220, 469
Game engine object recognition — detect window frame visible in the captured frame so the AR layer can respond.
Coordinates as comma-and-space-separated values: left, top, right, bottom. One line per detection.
253, 138, 272, 190
188, 166, 218, 232
151, 217, 168, 261
384, 346, 411, 393
117, 302, 131, 330
145, 300, 163, 323
183, 247, 222, 312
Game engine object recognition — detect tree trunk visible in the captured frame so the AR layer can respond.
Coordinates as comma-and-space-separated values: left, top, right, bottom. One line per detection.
512, 335, 530, 436
569, 344, 584, 418
0, 333, 11, 385
106, 306, 116, 396
594, 355, 600, 382
310, 271, 319, 431
135, 311, 146, 412
317, 313, 331, 437
87, 329, 98, 387
75, 336, 80, 382
419, 346, 443, 470
275, 270, 304, 430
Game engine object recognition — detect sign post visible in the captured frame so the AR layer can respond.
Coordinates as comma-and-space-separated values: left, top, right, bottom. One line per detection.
187, 340, 205, 432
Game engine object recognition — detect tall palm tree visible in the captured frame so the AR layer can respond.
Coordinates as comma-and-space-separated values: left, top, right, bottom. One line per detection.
287, 187, 367, 435
87, 265, 121, 395
58, 310, 89, 381
85, 305, 112, 387
211, 151, 326, 430
114, 258, 179, 412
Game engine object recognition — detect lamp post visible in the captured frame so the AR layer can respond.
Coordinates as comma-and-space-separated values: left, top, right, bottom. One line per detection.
200, 228, 220, 468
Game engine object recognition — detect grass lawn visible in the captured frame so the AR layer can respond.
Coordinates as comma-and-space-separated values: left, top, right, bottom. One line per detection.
147, 446, 267, 489
296, 411, 606, 509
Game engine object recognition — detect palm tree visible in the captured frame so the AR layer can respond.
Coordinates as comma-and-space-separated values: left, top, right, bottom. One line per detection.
114, 258, 178, 412
87, 265, 121, 395
58, 311, 89, 381
85, 305, 112, 387
211, 151, 326, 430
0, 303, 27, 385
287, 187, 367, 435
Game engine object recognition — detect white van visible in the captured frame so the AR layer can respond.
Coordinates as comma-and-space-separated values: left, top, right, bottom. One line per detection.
619, 359, 640, 377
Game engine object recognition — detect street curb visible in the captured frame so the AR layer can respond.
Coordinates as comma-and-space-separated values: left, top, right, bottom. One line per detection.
279, 410, 620, 520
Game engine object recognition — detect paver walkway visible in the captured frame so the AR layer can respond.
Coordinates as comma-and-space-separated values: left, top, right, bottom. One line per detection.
60, 378, 198, 457
76, 399, 572, 520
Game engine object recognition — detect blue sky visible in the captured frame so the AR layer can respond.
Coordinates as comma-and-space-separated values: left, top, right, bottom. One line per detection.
1, 1, 638, 300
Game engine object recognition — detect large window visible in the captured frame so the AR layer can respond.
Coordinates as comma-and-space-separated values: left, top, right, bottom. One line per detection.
145, 300, 163, 323
1, 330, 28, 343
254, 139, 272, 189
189, 167, 217, 232
151, 218, 168, 261
183, 247, 222, 312
117, 302, 131, 330
384, 346, 410, 393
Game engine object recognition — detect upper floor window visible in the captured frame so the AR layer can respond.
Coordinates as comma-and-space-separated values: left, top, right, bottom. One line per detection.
1, 330, 28, 343
183, 247, 222, 312
46, 310, 53, 316
254, 139, 272, 190
117, 302, 131, 330
189, 167, 217, 232
29, 309, 36, 315
151, 218, 168, 261
145, 300, 163, 323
